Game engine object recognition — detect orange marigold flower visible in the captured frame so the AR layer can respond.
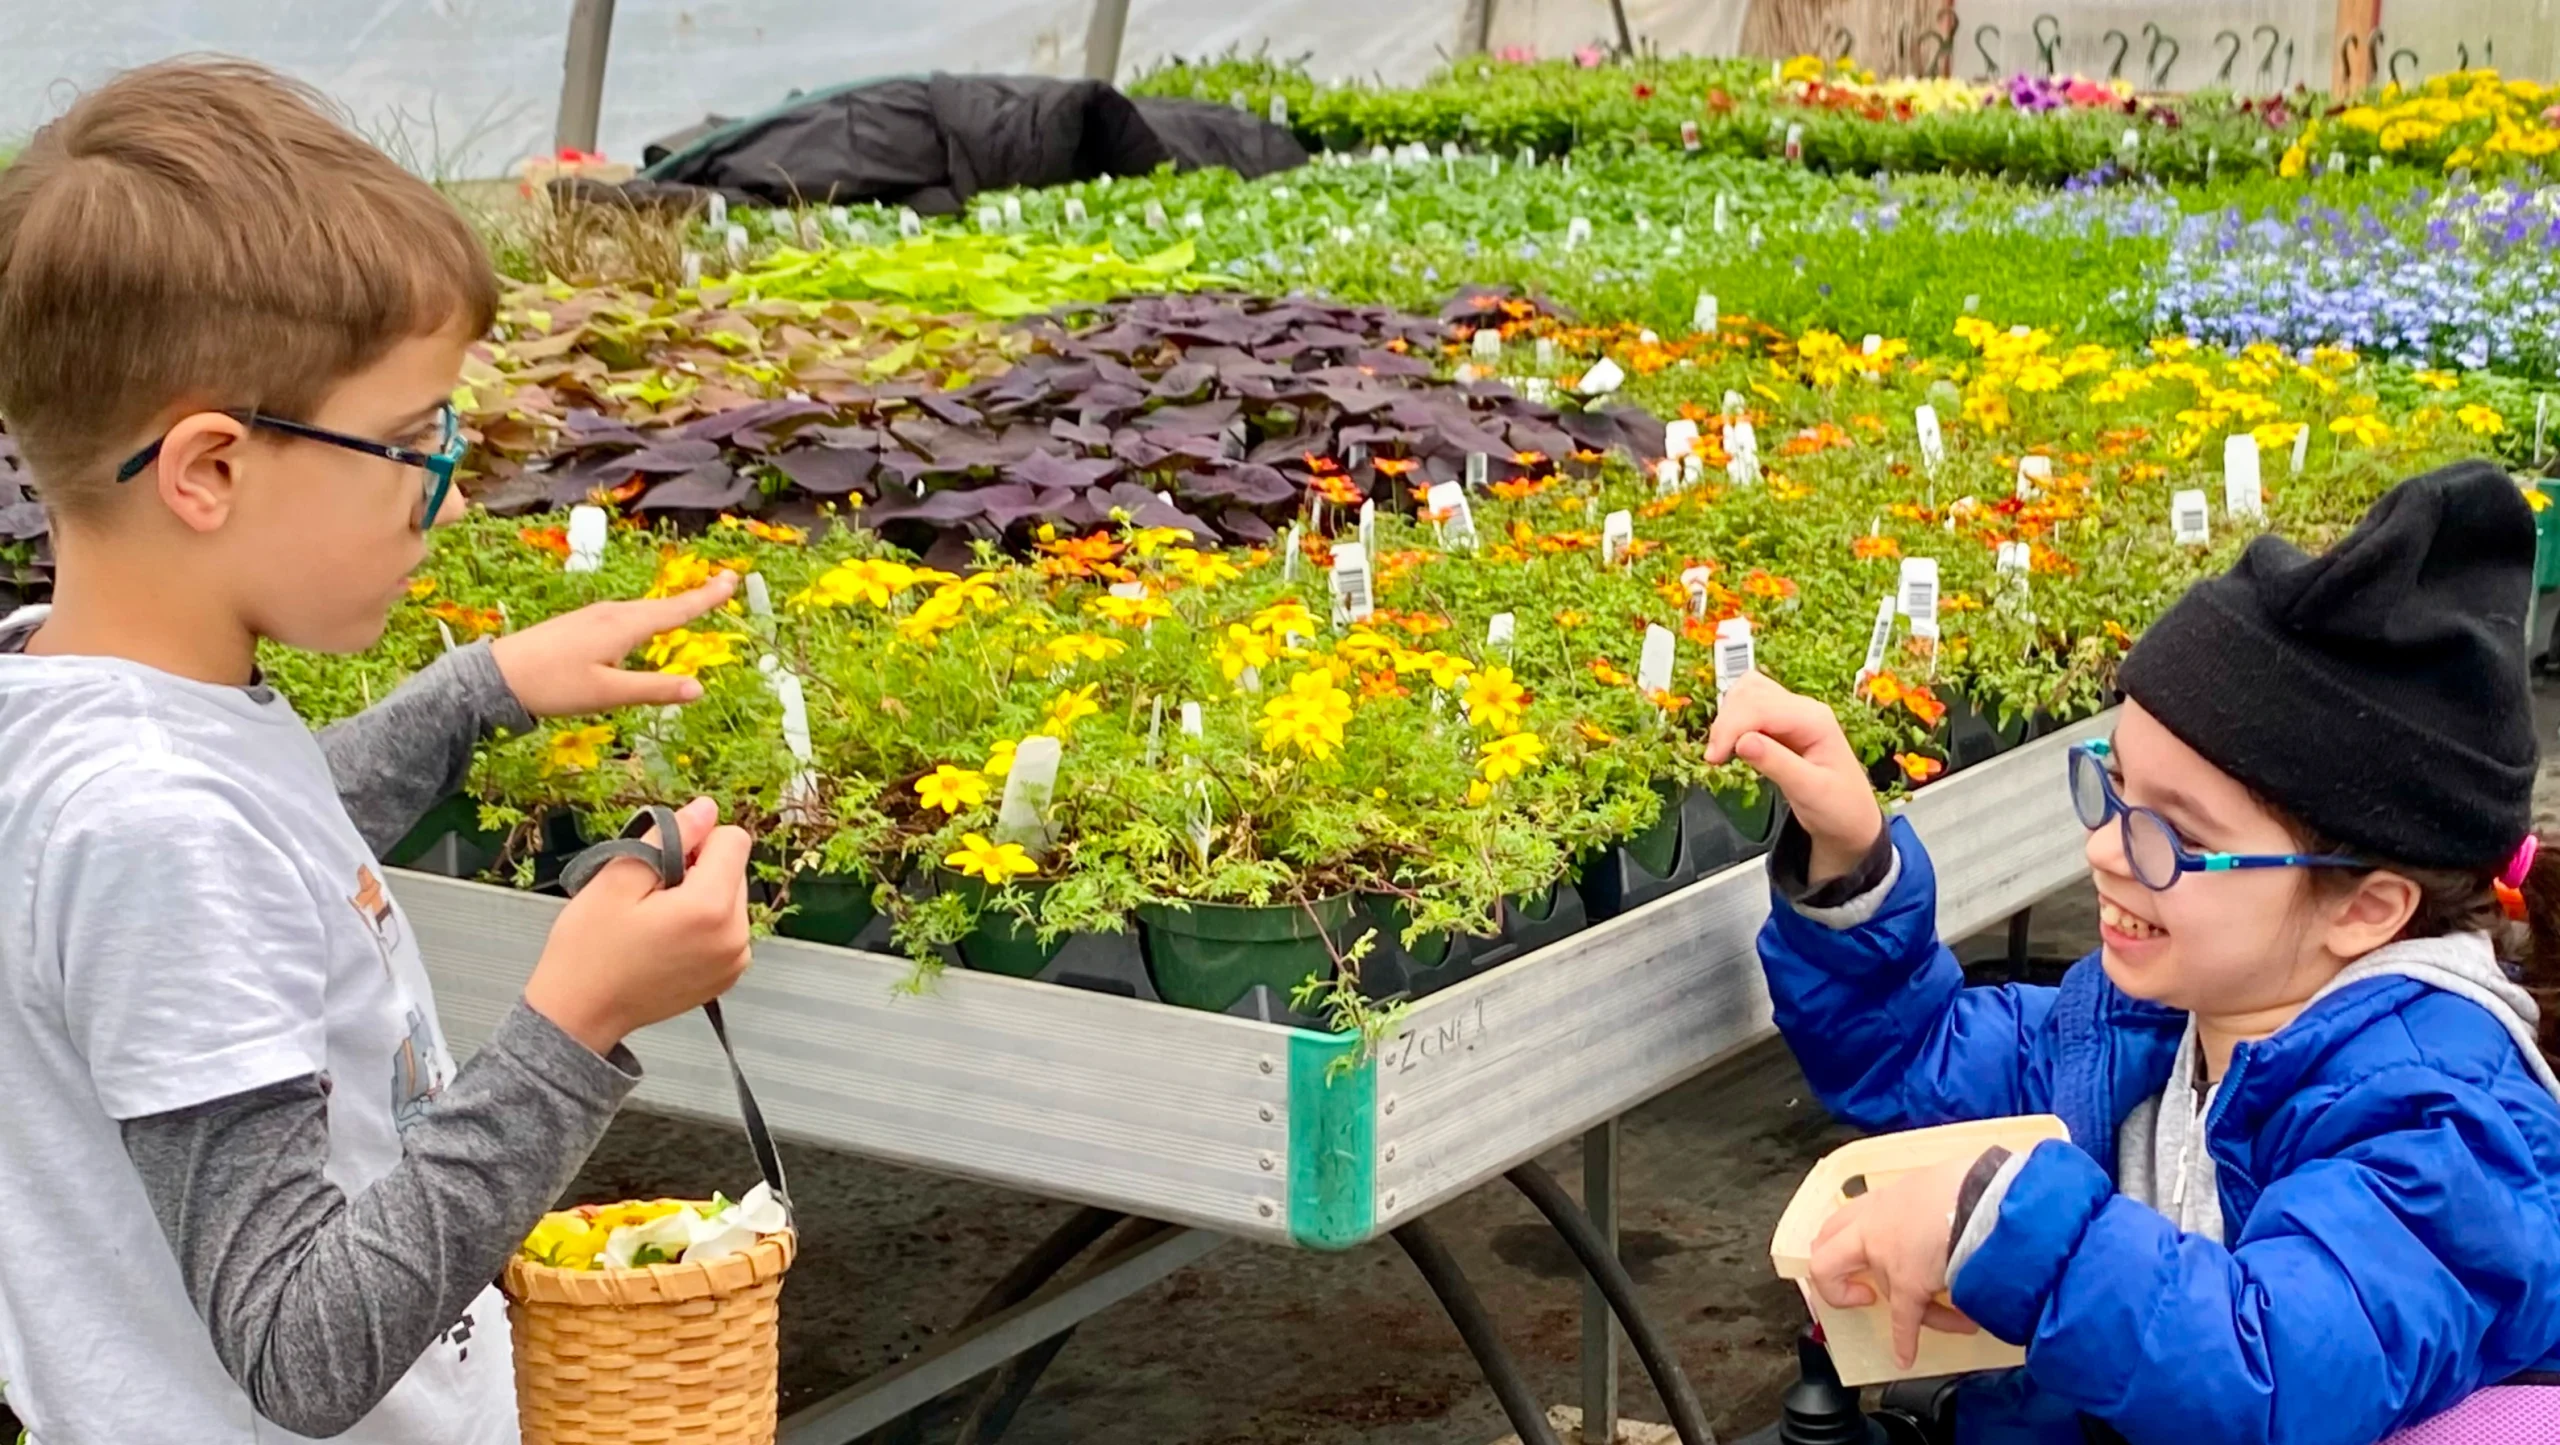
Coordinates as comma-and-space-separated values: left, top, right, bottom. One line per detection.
1310, 472, 1364, 506
1861, 671, 1905, 708
1852, 535, 1901, 561
1373, 456, 1420, 477
519, 525, 571, 558
1589, 658, 1633, 686
2102, 620, 2134, 649
1741, 570, 1797, 600
1360, 669, 1410, 701
1555, 609, 1588, 629
1644, 688, 1692, 712
1490, 476, 1550, 502
1303, 452, 1345, 475
1511, 450, 1550, 469
1575, 720, 1618, 745
593, 476, 646, 505
1901, 686, 1948, 728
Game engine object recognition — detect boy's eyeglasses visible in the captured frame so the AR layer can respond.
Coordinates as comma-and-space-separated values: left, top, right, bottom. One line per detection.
114, 406, 464, 530
2069, 741, 2365, 891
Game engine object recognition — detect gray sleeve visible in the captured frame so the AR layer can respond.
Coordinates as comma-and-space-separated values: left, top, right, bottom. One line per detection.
121, 1001, 639, 1438
1948, 1148, 2034, 1283
317, 641, 534, 855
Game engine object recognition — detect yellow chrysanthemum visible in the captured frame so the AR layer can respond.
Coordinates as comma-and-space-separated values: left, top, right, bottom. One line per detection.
1215, 624, 1277, 683
946, 833, 1039, 884
1478, 731, 1547, 784
1463, 666, 1530, 733
2456, 404, 2508, 437
544, 724, 614, 775
1041, 685, 1102, 737
1255, 670, 1355, 760
916, 765, 990, 814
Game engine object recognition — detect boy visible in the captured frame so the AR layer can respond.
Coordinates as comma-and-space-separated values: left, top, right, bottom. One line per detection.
0, 60, 757, 1443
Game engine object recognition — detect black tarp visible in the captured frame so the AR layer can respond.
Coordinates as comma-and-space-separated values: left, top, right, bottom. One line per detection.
614, 73, 1307, 215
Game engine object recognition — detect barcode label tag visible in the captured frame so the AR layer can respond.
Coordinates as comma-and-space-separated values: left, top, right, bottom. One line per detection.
1473, 328, 1502, 362
1681, 565, 1714, 617
1487, 611, 1515, 654
1269, 95, 1289, 126
1639, 624, 1677, 696
1580, 356, 1625, 395
1427, 481, 1477, 549
1692, 290, 1718, 333
898, 207, 923, 237
1714, 618, 1755, 691
1898, 557, 1940, 637
1465, 452, 1488, 490
1601, 509, 1633, 565
565, 505, 608, 573
1653, 458, 1682, 494
1064, 197, 1087, 226
2224, 434, 2264, 520
1330, 541, 1375, 625
2292, 422, 2312, 474
1859, 594, 1896, 681
1663, 419, 1700, 460
1915, 405, 1944, 470
2173, 489, 2212, 545
2015, 454, 2051, 500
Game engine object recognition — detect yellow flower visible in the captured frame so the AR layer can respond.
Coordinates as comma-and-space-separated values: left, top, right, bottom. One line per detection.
1417, 650, 1474, 691
945, 832, 1039, 884
1250, 598, 1318, 640
717, 514, 807, 545
916, 765, 990, 814
1043, 633, 1130, 666
2526, 487, 2553, 514
544, 724, 614, 775
587, 1199, 689, 1231
2457, 403, 2508, 437
2149, 336, 2195, 359
2250, 421, 2306, 453
1041, 685, 1102, 737
2414, 369, 2460, 392
1465, 780, 1494, 806
1255, 669, 1355, 760
406, 576, 437, 600
983, 737, 1019, 777
523, 1211, 613, 1269
645, 550, 725, 600
1088, 590, 1173, 628
2330, 413, 2393, 448
1165, 548, 1243, 588
2278, 140, 2307, 177
1215, 624, 1277, 683
794, 557, 928, 610
1463, 666, 1530, 733
2013, 363, 2064, 395
896, 588, 971, 643
1478, 731, 1547, 784
642, 627, 750, 677
1123, 525, 1194, 557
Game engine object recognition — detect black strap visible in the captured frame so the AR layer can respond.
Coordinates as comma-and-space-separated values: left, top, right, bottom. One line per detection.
555, 806, 792, 1214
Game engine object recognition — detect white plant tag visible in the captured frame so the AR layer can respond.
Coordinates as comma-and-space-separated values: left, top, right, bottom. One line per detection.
1358, 499, 1376, 555
2292, 423, 2311, 474
1580, 356, 1625, 395
1862, 334, 1883, 356
706, 193, 728, 229
1681, 120, 1701, 151
1565, 216, 1592, 249
1269, 95, 1289, 127
565, 505, 608, 573
743, 571, 773, 618
1997, 540, 2029, 575
1653, 457, 1682, 493
681, 251, 703, 288
1601, 509, 1633, 565
1535, 337, 1557, 371
722, 220, 747, 260
1180, 701, 1203, 738
1858, 594, 1896, 681
1638, 328, 1660, 345
1784, 123, 1805, 160
977, 204, 1003, 233
1713, 193, 1728, 233
1639, 623, 1677, 695
1144, 200, 1168, 232
1487, 612, 1515, 655
770, 669, 815, 765
1473, 327, 1502, 362
436, 619, 458, 653
1465, 452, 1488, 490
1064, 197, 1087, 226
1427, 481, 1477, 549
1915, 404, 1944, 470
1681, 565, 1714, 617
1663, 419, 1700, 461
898, 207, 923, 237
2172, 488, 2212, 545
2540, 395, 2552, 464
1281, 524, 1300, 581
1145, 696, 1164, 766
993, 735, 1062, 853
1330, 540, 1374, 625
2223, 433, 2264, 520
1692, 290, 1717, 333
1722, 389, 1744, 418
2015, 454, 2051, 500
1002, 196, 1023, 227
1898, 557, 1939, 638
1713, 618, 1755, 691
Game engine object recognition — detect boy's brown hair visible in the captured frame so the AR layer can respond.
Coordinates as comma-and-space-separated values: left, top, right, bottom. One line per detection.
0, 58, 499, 516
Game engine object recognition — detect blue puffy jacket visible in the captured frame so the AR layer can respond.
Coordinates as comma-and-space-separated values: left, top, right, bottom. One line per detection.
1758, 818, 2560, 1445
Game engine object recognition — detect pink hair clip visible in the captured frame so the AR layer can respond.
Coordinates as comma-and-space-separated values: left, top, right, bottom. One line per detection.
2495, 835, 2539, 922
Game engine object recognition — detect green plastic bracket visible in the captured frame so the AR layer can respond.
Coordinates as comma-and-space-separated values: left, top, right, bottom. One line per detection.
1285, 1029, 1377, 1250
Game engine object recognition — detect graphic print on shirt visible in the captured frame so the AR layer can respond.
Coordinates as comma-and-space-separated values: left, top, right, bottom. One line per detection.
350, 864, 448, 1128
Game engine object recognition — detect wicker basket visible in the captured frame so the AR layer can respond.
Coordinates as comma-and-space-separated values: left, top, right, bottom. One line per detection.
503, 1226, 796, 1445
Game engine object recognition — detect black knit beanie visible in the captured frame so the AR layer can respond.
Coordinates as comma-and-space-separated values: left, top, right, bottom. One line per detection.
2117, 459, 2538, 871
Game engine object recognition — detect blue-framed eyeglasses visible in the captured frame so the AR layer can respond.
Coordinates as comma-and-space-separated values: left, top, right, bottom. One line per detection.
2069, 741, 2365, 891
114, 405, 464, 531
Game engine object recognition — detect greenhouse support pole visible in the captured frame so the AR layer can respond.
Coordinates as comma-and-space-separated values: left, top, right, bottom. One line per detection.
1462, 0, 1498, 54
1084, 0, 1132, 82
553, 0, 616, 155
1607, 0, 1635, 57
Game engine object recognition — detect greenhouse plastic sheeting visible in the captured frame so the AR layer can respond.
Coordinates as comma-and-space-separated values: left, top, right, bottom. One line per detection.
3, 0, 1465, 179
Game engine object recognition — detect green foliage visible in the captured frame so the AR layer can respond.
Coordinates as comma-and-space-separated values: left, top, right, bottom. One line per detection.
726, 231, 1211, 316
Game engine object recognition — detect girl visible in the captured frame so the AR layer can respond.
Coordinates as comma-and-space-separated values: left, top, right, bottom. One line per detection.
1710, 461, 2560, 1445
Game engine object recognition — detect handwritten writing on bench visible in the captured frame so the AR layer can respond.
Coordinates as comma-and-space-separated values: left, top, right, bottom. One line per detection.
1387, 997, 1490, 1075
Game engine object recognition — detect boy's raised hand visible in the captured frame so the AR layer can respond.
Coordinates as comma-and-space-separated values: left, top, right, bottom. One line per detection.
490, 572, 742, 717
523, 796, 754, 1057
1805, 1155, 1982, 1370
1705, 672, 1886, 885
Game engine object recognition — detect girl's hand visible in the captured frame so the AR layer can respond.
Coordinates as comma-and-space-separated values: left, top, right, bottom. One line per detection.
1704, 672, 1885, 884
491, 572, 742, 717
1806, 1155, 1983, 1369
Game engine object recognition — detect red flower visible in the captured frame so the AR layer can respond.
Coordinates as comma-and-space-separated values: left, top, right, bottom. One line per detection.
1633, 83, 1655, 100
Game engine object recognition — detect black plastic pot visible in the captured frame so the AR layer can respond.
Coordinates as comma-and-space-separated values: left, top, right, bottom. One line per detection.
1356, 893, 1498, 1002
1576, 781, 1788, 922
383, 794, 505, 879
934, 870, 1158, 999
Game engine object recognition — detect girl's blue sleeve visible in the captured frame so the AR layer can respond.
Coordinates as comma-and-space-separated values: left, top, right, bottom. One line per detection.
1757, 815, 2058, 1131
1953, 1072, 2560, 1445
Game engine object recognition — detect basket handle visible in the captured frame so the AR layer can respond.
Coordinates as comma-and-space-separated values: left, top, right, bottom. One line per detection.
557, 805, 793, 1215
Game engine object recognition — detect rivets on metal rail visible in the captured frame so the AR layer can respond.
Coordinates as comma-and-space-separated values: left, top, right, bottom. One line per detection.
1257, 1104, 1274, 1122
1257, 1201, 1275, 1218
1258, 1057, 1275, 1075
1382, 1192, 1398, 1212
1383, 1144, 1398, 1162
1383, 1096, 1397, 1115
1258, 1153, 1276, 1171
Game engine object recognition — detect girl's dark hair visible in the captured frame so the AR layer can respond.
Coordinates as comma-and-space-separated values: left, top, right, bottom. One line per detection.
2290, 808, 2560, 1072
